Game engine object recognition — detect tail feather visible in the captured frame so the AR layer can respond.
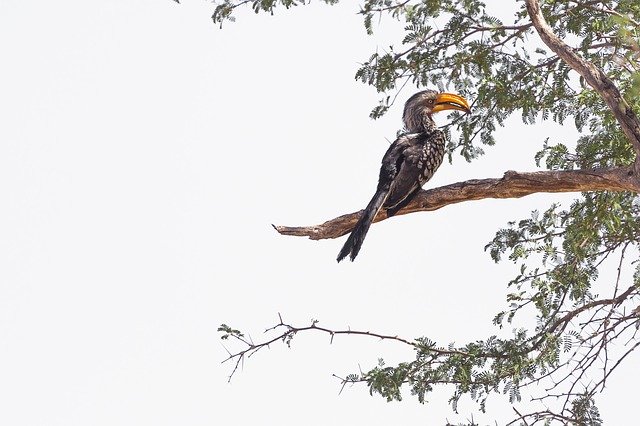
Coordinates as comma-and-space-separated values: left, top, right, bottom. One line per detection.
336, 189, 388, 262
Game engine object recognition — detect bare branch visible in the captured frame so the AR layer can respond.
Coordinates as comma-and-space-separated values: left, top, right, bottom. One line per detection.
274, 167, 640, 240
221, 316, 460, 381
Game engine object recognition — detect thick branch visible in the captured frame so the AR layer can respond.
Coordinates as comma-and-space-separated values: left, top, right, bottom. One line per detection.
274, 167, 640, 240
524, 0, 640, 175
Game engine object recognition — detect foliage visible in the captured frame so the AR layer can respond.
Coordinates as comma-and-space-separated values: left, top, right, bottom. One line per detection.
208, 0, 640, 424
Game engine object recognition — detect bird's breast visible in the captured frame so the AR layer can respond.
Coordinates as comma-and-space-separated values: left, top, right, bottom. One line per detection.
414, 132, 445, 183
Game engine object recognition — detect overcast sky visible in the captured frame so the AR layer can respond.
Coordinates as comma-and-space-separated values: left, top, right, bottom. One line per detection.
1, 1, 637, 425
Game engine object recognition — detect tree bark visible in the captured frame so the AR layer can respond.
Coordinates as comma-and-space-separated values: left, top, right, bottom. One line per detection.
274, 167, 640, 240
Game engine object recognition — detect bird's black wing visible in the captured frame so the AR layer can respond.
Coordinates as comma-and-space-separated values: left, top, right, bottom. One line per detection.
383, 135, 425, 211
376, 134, 411, 189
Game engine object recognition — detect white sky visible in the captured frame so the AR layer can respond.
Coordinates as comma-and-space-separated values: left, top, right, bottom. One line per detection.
0, 1, 637, 424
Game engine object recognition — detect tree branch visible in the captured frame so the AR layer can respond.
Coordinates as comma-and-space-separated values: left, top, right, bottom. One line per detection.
524, 0, 640, 175
220, 314, 461, 381
274, 167, 640, 240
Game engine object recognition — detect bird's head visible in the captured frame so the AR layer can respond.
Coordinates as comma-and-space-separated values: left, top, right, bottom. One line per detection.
402, 90, 471, 132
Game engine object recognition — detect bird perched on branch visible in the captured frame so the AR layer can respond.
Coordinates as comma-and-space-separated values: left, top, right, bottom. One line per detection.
337, 90, 471, 262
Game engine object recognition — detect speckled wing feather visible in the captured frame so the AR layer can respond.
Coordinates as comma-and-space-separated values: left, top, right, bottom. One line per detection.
384, 131, 446, 211
383, 137, 426, 211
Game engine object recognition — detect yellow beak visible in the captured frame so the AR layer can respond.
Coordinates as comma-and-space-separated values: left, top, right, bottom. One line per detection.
432, 93, 471, 114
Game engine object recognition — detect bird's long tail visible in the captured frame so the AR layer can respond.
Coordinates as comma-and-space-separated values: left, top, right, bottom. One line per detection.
336, 188, 388, 262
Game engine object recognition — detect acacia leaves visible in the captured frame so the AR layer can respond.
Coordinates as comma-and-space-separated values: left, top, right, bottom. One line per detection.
212, 0, 339, 25
211, 0, 639, 167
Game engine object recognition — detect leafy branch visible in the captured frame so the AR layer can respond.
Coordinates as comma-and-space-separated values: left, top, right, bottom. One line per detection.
220, 256, 640, 422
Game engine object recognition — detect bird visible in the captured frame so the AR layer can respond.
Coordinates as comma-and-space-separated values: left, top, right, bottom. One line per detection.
336, 90, 471, 262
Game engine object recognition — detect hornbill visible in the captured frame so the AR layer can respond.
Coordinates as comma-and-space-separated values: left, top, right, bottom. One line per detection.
336, 90, 471, 262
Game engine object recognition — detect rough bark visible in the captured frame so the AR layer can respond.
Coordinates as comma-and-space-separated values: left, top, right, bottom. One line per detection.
274, 167, 640, 240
